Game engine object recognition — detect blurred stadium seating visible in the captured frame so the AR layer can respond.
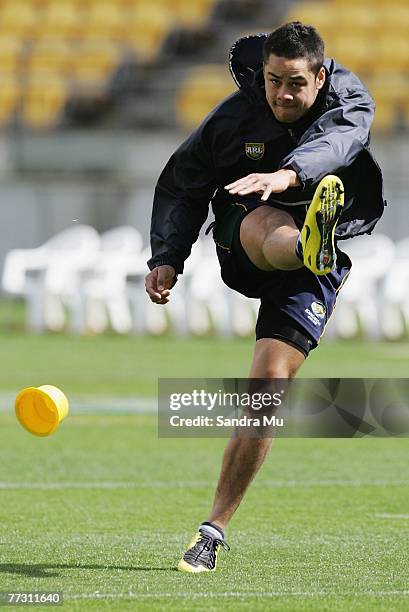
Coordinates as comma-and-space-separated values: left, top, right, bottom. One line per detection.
175, 64, 236, 128
0, 0, 239, 130
286, 0, 409, 133
0, 0, 406, 133
121, 5, 174, 62
22, 75, 67, 129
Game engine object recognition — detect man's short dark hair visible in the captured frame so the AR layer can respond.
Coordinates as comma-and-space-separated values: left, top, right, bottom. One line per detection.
263, 21, 325, 75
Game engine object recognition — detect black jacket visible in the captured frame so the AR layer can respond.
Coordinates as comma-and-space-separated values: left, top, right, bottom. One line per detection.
149, 34, 386, 274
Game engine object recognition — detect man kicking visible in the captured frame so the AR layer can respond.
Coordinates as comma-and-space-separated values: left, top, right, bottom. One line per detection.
145, 22, 385, 572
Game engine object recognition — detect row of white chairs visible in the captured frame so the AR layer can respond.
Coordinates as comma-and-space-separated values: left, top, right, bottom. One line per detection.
1, 225, 408, 340
2, 224, 145, 334
1, 224, 256, 336
329, 233, 409, 340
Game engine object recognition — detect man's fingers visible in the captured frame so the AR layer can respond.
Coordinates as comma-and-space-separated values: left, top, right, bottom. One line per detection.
239, 181, 266, 194
232, 180, 281, 198
229, 183, 260, 194
227, 183, 250, 194
237, 187, 258, 195
145, 273, 156, 288
145, 274, 159, 295
157, 276, 171, 291
225, 172, 292, 197
146, 288, 162, 301
150, 289, 170, 304
145, 266, 174, 305
225, 179, 245, 189
225, 174, 258, 190
157, 268, 175, 291
145, 265, 175, 301
146, 288, 170, 304
261, 185, 273, 201
145, 283, 159, 299
146, 282, 170, 302
231, 180, 266, 195
145, 273, 163, 298
226, 175, 277, 197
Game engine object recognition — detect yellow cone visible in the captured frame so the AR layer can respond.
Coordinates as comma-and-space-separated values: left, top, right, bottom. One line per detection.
15, 385, 69, 436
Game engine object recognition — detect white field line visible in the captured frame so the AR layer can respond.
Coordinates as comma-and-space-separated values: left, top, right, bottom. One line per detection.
0, 395, 156, 414
66, 590, 409, 601
374, 513, 409, 519
0, 479, 409, 490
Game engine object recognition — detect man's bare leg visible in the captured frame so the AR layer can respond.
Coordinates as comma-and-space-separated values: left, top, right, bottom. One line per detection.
207, 339, 305, 530
240, 206, 302, 271
178, 208, 306, 570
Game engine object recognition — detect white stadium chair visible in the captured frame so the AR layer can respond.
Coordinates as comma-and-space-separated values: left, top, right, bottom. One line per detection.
126, 245, 169, 336
128, 239, 209, 337
381, 236, 409, 339
74, 226, 145, 334
2, 225, 100, 332
329, 234, 395, 340
186, 239, 233, 336
127, 237, 248, 338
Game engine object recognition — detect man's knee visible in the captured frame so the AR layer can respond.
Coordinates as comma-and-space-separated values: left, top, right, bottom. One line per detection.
259, 361, 300, 379
240, 206, 300, 272
239, 206, 276, 271
250, 338, 305, 379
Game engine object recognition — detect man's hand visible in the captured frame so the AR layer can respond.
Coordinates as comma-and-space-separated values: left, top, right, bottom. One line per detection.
225, 169, 300, 201
145, 265, 176, 304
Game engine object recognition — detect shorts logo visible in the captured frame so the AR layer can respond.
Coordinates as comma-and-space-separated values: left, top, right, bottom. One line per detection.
304, 300, 326, 327
245, 143, 265, 160
311, 301, 326, 319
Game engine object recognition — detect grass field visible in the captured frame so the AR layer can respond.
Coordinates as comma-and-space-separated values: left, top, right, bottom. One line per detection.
0, 332, 408, 395
0, 332, 409, 610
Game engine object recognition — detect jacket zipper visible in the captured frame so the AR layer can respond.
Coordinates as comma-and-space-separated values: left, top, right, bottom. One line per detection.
288, 128, 298, 144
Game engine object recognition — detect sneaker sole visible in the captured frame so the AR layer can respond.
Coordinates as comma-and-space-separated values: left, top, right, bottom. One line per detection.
177, 559, 212, 573
301, 175, 344, 275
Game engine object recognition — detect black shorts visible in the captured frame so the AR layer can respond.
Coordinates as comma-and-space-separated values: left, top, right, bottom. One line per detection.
215, 207, 352, 358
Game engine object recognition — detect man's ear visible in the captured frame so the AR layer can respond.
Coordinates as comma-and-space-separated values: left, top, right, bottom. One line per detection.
316, 66, 326, 90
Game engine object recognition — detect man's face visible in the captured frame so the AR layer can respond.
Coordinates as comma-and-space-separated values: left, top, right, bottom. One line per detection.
263, 54, 325, 123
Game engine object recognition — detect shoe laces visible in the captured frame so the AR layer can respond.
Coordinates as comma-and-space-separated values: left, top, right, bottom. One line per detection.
185, 531, 230, 567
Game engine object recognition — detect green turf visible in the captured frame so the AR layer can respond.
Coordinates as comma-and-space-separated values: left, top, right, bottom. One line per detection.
0, 329, 408, 609
0, 414, 408, 610
0, 332, 407, 395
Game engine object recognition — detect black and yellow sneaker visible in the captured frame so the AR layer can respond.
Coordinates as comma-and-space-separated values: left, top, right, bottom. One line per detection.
177, 528, 230, 573
299, 175, 344, 275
